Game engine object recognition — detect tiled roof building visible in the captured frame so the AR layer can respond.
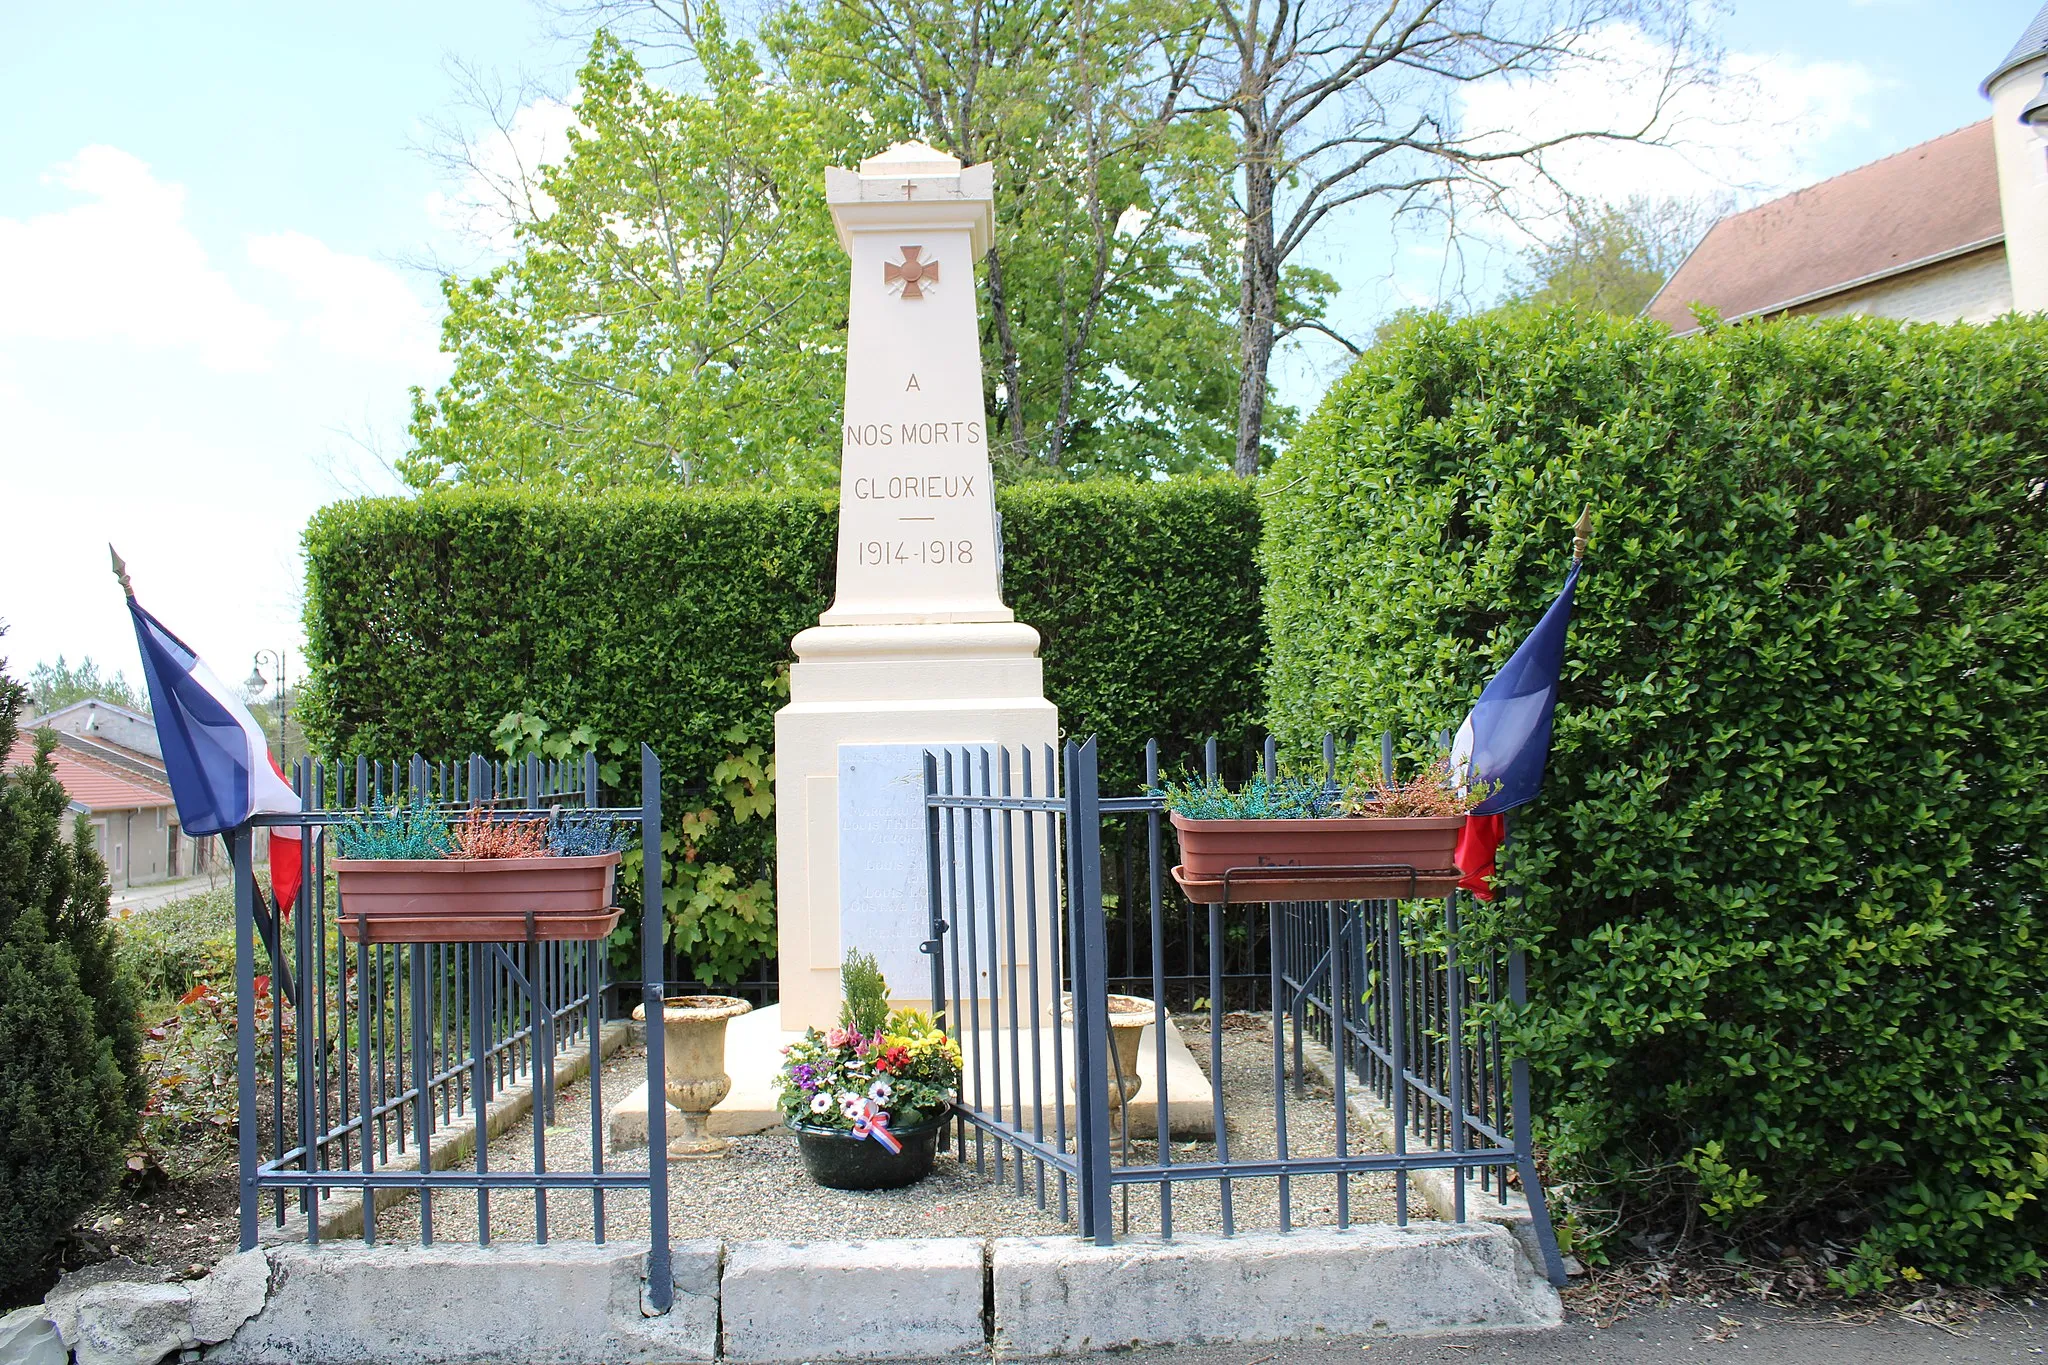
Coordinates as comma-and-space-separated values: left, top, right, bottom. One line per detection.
5, 713, 212, 888
1648, 3, 2048, 333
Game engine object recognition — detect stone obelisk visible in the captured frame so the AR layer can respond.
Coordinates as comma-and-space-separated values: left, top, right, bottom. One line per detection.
774, 144, 1058, 1033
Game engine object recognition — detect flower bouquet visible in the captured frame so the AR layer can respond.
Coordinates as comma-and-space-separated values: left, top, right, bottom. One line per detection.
776, 951, 963, 1190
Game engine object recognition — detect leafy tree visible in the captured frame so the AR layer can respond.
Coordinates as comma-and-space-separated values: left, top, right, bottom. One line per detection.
1498, 195, 1716, 316
403, 22, 847, 490
27, 655, 147, 716
428, 0, 1292, 484
766, 0, 1280, 477
0, 635, 141, 1306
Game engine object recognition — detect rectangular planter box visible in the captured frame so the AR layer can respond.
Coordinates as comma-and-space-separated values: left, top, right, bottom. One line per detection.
334, 852, 622, 944
1168, 811, 1464, 904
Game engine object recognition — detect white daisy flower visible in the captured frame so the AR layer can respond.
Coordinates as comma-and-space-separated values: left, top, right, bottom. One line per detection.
868, 1080, 893, 1102
841, 1097, 866, 1121
809, 1093, 832, 1115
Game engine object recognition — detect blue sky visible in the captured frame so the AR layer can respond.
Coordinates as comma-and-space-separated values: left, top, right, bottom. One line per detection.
0, 0, 2038, 710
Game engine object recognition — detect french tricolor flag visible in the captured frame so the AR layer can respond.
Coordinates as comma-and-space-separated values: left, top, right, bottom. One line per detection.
119, 561, 302, 917
1449, 559, 1581, 901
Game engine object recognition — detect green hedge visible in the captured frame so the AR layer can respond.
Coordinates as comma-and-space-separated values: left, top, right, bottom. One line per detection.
302, 479, 1263, 968
1262, 308, 2048, 1288
1000, 480, 1265, 791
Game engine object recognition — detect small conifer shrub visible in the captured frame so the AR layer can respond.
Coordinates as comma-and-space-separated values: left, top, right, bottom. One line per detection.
838, 949, 890, 1039
0, 634, 140, 1306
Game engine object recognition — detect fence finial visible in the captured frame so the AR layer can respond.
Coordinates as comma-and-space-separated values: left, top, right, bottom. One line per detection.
1571, 506, 1593, 563
109, 544, 135, 598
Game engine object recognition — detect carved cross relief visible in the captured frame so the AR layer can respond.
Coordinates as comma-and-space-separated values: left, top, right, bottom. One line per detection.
883, 246, 938, 300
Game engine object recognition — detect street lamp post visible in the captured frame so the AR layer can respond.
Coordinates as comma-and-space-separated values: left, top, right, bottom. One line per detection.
246, 649, 289, 767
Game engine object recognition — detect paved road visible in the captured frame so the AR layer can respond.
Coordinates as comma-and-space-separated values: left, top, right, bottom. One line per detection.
980, 1303, 2048, 1364
109, 873, 219, 915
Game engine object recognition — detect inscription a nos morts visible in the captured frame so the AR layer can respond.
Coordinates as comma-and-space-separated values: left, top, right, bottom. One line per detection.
844, 420, 986, 447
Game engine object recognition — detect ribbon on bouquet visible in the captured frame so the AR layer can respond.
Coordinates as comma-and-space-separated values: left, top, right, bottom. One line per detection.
851, 1099, 903, 1154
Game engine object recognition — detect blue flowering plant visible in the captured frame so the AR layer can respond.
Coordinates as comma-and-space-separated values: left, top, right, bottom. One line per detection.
544, 812, 631, 857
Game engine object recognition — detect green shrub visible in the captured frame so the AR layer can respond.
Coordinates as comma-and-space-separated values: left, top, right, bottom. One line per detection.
1000, 479, 1266, 791
0, 654, 141, 1306
1262, 308, 2048, 1288
113, 885, 237, 1010
301, 480, 1263, 978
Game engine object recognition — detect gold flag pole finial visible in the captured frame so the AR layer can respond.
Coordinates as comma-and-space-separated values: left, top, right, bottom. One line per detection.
109, 544, 134, 599
1572, 506, 1593, 563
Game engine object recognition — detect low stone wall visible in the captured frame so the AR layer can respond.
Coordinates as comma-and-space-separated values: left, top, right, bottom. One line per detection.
14, 1220, 1560, 1364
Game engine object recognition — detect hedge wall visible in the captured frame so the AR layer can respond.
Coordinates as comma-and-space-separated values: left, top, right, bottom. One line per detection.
301, 479, 1263, 969
999, 480, 1265, 790
1261, 308, 2048, 1287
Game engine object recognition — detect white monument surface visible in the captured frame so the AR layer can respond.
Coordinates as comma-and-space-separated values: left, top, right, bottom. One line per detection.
603, 145, 1216, 1150
774, 143, 1060, 1033
835, 743, 938, 1000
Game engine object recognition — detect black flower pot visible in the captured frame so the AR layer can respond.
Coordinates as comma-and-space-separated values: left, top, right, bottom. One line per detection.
791, 1110, 950, 1191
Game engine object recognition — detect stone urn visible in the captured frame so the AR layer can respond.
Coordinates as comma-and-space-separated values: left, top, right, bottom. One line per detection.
1062, 993, 1156, 1113
632, 995, 752, 1158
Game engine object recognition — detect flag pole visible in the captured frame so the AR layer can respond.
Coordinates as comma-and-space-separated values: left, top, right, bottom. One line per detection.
114, 543, 297, 1004
1572, 507, 1592, 563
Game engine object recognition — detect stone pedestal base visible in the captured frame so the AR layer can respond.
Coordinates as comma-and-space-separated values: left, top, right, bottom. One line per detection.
604, 1005, 1217, 1152
774, 621, 1058, 1035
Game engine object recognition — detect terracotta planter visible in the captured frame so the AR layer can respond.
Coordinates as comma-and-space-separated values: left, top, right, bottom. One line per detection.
1062, 993, 1156, 1112
633, 995, 752, 1159
334, 852, 621, 943
792, 1109, 950, 1190
1168, 812, 1463, 904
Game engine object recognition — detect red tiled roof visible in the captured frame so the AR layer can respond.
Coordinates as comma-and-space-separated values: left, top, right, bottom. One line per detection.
6, 736, 176, 812
1645, 121, 2004, 334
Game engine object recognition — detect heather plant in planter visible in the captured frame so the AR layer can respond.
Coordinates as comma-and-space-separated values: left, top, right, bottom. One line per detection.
776, 951, 963, 1190
331, 800, 625, 944
545, 811, 632, 858
1159, 755, 1486, 903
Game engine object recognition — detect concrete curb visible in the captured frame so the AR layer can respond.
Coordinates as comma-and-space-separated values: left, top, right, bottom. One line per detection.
209, 1241, 720, 1365
34, 1217, 1561, 1364
259, 1020, 633, 1245
721, 1238, 985, 1362
992, 1224, 1561, 1357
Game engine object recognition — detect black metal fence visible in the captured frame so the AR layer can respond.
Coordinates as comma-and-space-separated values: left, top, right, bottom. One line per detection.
229, 730, 1563, 1295
926, 735, 1567, 1284
230, 748, 675, 1310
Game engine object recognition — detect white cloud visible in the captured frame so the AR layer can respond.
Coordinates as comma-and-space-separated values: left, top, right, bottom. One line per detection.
424, 95, 581, 252
247, 231, 443, 374
0, 146, 285, 371
1456, 23, 1884, 226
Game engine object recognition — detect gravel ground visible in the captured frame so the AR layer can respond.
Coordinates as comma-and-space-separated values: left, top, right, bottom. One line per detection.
373, 1013, 1401, 1245
1104, 1013, 1401, 1237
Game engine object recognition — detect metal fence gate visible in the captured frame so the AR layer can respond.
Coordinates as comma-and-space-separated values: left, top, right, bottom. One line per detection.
231, 747, 677, 1310
925, 736, 1568, 1285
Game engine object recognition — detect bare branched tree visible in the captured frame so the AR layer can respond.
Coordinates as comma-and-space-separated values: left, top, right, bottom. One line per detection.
408, 57, 576, 269
1183, 0, 1720, 475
